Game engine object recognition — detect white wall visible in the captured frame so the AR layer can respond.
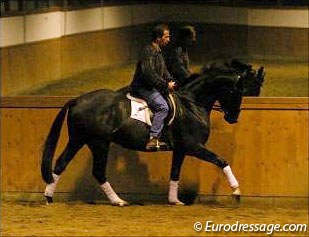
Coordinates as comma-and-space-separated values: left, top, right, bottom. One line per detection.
248, 9, 309, 28
25, 12, 63, 43
0, 4, 308, 47
65, 8, 103, 35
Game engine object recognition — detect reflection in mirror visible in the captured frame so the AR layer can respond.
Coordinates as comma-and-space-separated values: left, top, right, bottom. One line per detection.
1, 2, 307, 97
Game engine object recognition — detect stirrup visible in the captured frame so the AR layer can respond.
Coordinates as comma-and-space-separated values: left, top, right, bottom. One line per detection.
146, 137, 160, 151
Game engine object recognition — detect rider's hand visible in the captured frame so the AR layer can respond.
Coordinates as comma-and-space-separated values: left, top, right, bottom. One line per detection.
168, 81, 176, 91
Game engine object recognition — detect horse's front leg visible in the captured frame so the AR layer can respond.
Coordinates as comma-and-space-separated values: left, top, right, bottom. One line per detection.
187, 144, 241, 199
169, 148, 186, 205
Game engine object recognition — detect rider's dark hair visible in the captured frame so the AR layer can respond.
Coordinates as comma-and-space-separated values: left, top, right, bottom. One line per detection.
151, 24, 169, 41
178, 25, 196, 40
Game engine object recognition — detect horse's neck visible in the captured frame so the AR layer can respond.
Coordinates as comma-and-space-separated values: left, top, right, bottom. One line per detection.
175, 90, 215, 116
178, 86, 216, 111
173, 92, 211, 131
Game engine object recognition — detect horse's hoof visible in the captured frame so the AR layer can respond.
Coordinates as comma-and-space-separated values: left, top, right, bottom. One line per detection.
112, 200, 129, 207
45, 195, 53, 205
231, 187, 241, 204
169, 200, 185, 206
232, 187, 241, 196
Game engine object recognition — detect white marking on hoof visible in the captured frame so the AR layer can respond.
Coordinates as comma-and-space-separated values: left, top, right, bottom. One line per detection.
169, 200, 185, 206
232, 187, 241, 196
112, 199, 129, 207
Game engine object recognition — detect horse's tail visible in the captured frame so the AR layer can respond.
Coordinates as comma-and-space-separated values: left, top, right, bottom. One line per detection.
41, 99, 76, 184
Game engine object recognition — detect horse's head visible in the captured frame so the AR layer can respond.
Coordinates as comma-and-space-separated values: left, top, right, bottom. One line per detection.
213, 74, 244, 124
179, 59, 265, 124
231, 61, 266, 96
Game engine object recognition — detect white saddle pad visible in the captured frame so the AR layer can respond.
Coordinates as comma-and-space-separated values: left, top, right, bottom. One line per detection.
126, 93, 176, 126
127, 94, 152, 126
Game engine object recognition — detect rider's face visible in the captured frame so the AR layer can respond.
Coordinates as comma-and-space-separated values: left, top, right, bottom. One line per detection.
157, 30, 170, 47
185, 32, 196, 46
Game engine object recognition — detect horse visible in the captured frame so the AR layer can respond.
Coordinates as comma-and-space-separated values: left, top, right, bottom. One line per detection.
41, 62, 265, 206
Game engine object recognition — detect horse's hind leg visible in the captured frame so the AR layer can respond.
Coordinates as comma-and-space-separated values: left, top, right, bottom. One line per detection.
44, 139, 83, 204
87, 141, 128, 207
187, 146, 241, 200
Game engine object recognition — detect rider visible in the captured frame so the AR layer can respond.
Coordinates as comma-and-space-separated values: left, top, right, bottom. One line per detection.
164, 25, 198, 87
130, 24, 176, 151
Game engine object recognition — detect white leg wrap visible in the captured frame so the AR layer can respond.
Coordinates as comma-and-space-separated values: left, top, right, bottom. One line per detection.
223, 165, 239, 189
44, 173, 60, 197
168, 180, 184, 205
101, 182, 127, 206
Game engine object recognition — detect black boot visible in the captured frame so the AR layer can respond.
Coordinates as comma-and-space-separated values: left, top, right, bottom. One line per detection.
146, 137, 160, 151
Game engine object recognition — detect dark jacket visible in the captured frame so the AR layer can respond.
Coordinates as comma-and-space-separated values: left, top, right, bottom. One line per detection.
131, 43, 173, 95
164, 45, 191, 86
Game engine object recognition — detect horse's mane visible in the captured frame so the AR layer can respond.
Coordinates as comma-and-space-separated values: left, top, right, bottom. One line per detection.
179, 64, 240, 96
202, 58, 252, 74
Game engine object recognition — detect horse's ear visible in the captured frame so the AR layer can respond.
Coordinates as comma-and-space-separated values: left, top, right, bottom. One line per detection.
257, 66, 265, 84
231, 59, 252, 72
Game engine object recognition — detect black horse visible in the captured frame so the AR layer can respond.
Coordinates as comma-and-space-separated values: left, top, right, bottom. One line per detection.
41, 62, 265, 206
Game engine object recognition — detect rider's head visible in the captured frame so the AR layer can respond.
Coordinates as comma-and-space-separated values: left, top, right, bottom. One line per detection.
151, 24, 171, 47
177, 25, 196, 47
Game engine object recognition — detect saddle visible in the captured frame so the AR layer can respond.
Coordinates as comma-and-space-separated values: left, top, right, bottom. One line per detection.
126, 93, 176, 127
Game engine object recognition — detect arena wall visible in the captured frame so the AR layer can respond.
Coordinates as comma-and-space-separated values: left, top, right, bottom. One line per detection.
1, 97, 308, 204
1, 5, 308, 96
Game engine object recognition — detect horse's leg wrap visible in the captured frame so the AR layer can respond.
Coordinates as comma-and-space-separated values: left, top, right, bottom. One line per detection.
101, 182, 128, 206
168, 180, 185, 205
223, 165, 239, 189
44, 173, 60, 197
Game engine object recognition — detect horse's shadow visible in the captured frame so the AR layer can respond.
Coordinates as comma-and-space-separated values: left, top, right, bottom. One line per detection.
68, 145, 163, 204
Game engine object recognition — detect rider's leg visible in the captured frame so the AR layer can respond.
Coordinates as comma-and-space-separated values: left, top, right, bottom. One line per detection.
148, 91, 169, 137
139, 90, 169, 150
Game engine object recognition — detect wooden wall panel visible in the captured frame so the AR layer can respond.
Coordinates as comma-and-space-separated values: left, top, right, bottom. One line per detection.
1, 98, 308, 199
248, 27, 308, 60
190, 23, 248, 62
1, 40, 62, 95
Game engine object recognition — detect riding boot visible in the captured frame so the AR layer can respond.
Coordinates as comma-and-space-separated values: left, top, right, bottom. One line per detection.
146, 137, 160, 151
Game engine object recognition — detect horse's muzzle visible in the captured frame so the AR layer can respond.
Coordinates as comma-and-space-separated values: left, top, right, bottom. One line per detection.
224, 114, 238, 124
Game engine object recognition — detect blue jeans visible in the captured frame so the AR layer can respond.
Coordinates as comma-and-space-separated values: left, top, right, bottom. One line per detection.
134, 88, 169, 138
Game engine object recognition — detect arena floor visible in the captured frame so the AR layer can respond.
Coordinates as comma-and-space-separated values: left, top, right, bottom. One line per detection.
1, 200, 308, 236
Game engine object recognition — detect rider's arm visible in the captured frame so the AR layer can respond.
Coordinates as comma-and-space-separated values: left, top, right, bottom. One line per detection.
140, 46, 169, 94
170, 47, 191, 84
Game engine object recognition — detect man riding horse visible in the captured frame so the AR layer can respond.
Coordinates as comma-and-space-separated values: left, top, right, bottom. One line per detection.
130, 24, 176, 151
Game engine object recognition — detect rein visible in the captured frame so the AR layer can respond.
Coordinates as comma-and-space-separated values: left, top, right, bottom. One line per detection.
176, 93, 224, 114
212, 104, 224, 112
